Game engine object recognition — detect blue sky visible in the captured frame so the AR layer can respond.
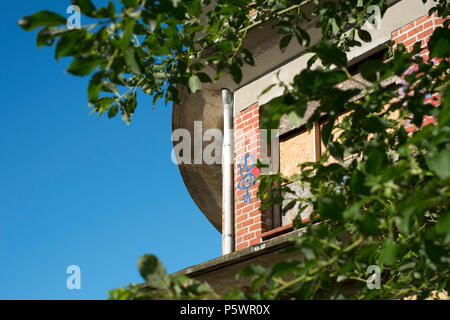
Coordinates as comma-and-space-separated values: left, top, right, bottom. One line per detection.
0, 1, 221, 299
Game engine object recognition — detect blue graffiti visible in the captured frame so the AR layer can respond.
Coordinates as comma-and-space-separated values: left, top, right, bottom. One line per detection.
237, 154, 256, 203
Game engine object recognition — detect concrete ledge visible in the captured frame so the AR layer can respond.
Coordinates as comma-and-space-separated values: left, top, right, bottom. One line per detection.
170, 228, 308, 294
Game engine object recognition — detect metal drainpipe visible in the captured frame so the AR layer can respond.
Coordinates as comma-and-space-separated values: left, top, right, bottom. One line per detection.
222, 88, 234, 255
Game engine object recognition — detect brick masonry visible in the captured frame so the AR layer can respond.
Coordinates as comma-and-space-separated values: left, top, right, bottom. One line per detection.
392, 12, 446, 132
233, 103, 272, 251
392, 12, 447, 58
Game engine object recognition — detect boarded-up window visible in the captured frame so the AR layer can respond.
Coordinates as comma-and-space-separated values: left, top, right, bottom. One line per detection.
280, 129, 315, 177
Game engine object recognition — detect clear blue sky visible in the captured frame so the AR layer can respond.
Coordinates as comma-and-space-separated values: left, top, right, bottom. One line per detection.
0, 1, 221, 299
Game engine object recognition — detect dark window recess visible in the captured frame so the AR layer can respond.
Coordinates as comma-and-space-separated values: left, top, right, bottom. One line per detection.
347, 47, 389, 76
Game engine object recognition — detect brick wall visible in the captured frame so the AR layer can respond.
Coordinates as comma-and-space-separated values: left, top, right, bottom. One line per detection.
233, 103, 271, 251
392, 12, 445, 132
392, 12, 447, 58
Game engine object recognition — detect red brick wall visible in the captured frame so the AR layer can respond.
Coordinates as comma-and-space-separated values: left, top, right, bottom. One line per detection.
391, 13, 445, 132
392, 12, 447, 58
233, 103, 271, 250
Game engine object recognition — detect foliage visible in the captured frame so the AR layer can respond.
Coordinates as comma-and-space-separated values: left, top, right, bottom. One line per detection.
20, 0, 450, 299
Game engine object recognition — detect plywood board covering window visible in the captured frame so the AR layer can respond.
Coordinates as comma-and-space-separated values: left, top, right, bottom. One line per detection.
280, 130, 315, 177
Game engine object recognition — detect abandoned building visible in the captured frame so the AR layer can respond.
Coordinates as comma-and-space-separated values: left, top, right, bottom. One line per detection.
170, 0, 445, 295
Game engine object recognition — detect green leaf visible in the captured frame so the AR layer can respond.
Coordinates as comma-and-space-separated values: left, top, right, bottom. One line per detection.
311, 40, 347, 67
287, 111, 302, 127
357, 212, 380, 236
96, 1, 116, 19
194, 282, 214, 295
337, 274, 348, 282
280, 34, 292, 51
435, 210, 450, 235
137, 254, 170, 290
424, 240, 446, 265
426, 149, 450, 180
428, 27, 450, 58
238, 264, 267, 278
18, 11, 66, 31
240, 48, 254, 66
359, 59, 385, 82
350, 170, 370, 197
237, 265, 267, 292
215, 41, 232, 53
270, 261, 300, 278
96, 97, 115, 117
120, 18, 137, 48
67, 56, 103, 76
258, 84, 276, 98
307, 54, 319, 69
188, 75, 202, 93
55, 30, 85, 59
229, 61, 243, 84
122, 108, 132, 125
196, 72, 212, 83
378, 237, 399, 266
301, 247, 316, 260
438, 86, 450, 126
366, 147, 386, 175
121, 0, 140, 8
295, 27, 310, 47
187, 0, 202, 17
397, 261, 416, 272
357, 242, 378, 262
107, 104, 118, 118
102, 82, 118, 94
36, 28, 56, 48
260, 95, 296, 133
171, 0, 182, 8
358, 29, 372, 42
108, 287, 130, 300
318, 197, 343, 222
88, 72, 105, 103
124, 90, 137, 115
124, 47, 142, 74
71, 0, 97, 17
330, 18, 339, 36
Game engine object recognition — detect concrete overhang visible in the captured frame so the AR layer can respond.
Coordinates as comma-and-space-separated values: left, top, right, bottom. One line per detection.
171, 228, 307, 295
171, 226, 358, 297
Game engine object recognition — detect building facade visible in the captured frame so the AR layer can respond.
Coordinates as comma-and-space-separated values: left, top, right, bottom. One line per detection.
171, 0, 446, 293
